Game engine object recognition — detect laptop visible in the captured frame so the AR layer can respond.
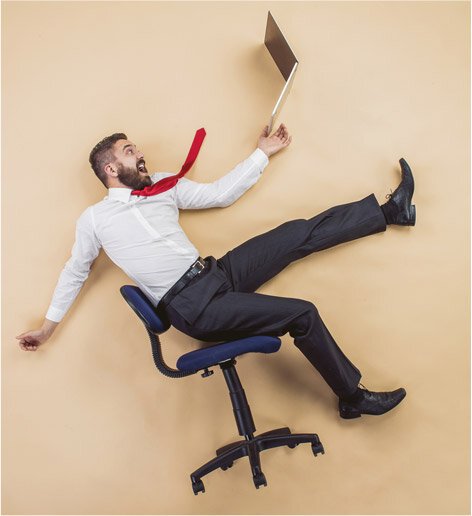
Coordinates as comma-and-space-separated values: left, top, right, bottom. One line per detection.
264, 11, 299, 133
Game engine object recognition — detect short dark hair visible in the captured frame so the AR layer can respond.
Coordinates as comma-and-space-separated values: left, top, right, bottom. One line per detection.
89, 133, 127, 187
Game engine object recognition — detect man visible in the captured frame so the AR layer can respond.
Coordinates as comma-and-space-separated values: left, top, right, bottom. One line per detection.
17, 124, 415, 419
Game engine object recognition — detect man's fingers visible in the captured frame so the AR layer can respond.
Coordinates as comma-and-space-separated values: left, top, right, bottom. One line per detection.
21, 342, 38, 350
19, 341, 37, 351
273, 124, 289, 141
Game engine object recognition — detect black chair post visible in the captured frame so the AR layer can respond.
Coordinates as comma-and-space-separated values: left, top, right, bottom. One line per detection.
220, 359, 256, 440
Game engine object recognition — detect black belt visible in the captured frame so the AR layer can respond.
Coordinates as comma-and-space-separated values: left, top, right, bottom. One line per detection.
158, 257, 207, 309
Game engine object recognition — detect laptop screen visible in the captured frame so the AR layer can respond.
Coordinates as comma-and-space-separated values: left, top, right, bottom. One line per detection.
264, 11, 298, 81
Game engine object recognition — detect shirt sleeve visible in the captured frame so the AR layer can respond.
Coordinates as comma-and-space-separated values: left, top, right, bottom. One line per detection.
45, 207, 101, 323
174, 148, 269, 209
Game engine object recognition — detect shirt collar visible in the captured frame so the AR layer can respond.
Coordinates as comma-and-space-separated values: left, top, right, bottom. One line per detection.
106, 188, 133, 203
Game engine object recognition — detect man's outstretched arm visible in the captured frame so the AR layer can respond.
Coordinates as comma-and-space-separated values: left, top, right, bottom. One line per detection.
175, 124, 292, 210
16, 206, 101, 351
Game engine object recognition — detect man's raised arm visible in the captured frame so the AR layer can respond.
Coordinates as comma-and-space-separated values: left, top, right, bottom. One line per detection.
175, 124, 292, 210
16, 206, 101, 351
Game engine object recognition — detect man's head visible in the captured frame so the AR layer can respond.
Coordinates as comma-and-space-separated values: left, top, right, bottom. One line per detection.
89, 133, 152, 190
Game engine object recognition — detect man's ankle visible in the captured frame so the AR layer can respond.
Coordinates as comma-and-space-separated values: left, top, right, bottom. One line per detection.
340, 387, 364, 403
380, 200, 395, 225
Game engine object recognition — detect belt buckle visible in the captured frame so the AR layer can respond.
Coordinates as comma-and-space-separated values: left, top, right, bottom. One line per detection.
194, 258, 205, 274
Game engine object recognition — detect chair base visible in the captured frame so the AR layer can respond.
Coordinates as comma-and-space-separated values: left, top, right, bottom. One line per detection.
190, 426, 324, 494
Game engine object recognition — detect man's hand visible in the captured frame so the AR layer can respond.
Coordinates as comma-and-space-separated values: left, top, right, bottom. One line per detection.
16, 319, 58, 351
257, 123, 292, 158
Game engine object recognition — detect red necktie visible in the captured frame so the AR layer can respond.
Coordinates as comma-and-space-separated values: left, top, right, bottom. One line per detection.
132, 128, 206, 197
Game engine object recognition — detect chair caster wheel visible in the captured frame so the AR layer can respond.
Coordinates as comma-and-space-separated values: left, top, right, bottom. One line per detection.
312, 442, 325, 457
221, 462, 233, 471
288, 443, 298, 449
253, 472, 267, 489
192, 479, 205, 495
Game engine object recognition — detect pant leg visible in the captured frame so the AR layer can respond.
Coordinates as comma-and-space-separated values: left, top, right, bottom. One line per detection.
218, 193, 386, 293
166, 290, 361, 398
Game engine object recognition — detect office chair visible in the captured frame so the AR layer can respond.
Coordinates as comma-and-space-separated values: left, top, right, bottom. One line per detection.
120, 285, 324, 495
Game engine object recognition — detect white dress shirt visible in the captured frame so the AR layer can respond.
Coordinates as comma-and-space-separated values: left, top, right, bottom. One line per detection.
45, 148, 269, 323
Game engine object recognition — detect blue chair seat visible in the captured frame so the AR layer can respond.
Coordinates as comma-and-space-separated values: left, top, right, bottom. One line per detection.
176, 335, 281, 372
120, 285, 281, 373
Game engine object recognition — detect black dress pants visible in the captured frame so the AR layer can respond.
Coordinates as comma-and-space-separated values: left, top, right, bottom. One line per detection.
165, 193, 387, 399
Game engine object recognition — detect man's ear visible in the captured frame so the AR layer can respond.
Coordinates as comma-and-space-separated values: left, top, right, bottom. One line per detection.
104, 162, 118, 179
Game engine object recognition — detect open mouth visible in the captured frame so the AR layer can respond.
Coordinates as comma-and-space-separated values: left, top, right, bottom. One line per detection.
137, 160, 147, 174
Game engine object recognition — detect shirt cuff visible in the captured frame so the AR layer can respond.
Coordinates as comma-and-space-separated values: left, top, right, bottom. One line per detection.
45, 306, 65, 323
249, 148, 269, 172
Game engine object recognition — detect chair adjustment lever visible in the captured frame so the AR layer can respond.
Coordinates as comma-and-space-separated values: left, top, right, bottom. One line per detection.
201, 368, 214, 378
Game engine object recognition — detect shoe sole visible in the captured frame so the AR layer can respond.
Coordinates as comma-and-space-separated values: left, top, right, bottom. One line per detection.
399, 158, 416, 226
399, 158, 415, 198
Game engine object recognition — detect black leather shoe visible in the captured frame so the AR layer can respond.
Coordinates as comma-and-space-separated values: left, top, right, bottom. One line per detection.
339, 386, 407, 419
383, 158, 416, 226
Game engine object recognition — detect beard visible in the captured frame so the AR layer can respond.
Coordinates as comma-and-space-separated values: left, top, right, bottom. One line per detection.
116, 161, 152, 190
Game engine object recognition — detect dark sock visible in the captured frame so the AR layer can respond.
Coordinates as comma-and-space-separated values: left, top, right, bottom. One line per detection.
340, 387, 364, 403
380, 201, 395, 225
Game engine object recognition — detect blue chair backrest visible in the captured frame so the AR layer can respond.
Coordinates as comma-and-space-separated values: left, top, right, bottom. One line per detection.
120, 285, 171, 334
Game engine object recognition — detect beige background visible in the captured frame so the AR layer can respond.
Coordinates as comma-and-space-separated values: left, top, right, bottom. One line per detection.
2, 1, 470, 515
